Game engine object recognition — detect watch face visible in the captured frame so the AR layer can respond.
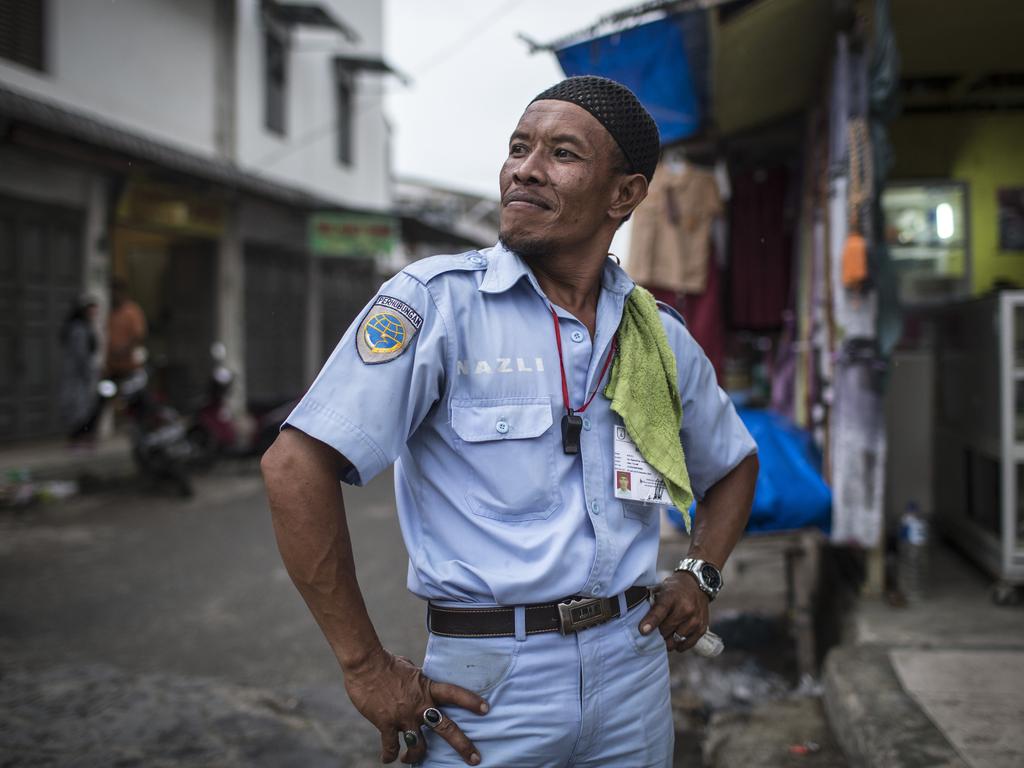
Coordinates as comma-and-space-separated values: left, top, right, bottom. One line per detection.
700, 564, 722, 590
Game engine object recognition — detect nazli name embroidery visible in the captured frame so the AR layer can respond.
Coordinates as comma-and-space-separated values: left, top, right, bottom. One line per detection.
456, 357, 546, 375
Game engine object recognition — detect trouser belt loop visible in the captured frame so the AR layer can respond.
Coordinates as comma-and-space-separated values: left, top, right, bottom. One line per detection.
514, 605, 526, 642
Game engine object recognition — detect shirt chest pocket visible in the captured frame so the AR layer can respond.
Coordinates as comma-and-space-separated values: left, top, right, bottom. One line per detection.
450, 397, 562, 522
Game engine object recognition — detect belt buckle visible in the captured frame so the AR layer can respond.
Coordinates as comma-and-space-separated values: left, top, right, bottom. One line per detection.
557, 596, 613, 635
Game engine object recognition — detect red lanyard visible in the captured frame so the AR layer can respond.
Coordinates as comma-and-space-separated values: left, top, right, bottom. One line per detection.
549, 305, 617, 416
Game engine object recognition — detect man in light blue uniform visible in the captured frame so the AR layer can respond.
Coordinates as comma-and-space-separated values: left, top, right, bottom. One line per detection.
262, 77, 757, 767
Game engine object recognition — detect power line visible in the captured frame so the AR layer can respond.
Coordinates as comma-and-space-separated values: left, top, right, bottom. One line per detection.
412, 0, 520, 76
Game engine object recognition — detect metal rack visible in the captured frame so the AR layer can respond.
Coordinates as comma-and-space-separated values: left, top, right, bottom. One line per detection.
934, 292, 1024, 603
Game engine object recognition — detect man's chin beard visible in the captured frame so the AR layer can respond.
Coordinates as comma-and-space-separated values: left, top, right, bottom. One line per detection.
499, 232, 554, 260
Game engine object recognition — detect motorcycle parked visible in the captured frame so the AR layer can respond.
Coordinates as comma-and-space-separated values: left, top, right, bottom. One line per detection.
99, 359, 195, 497
186, 342, 239, 467
186, 342, 291, 466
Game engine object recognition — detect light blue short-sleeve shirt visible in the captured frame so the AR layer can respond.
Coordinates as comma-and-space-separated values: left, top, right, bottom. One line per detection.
286, 242, 756, 606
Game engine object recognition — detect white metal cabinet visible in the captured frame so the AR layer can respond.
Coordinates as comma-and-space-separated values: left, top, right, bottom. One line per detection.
934, 292, 1024, 600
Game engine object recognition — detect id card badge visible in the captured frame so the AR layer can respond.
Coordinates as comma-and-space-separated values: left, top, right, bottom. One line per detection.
613, 425, 669, 504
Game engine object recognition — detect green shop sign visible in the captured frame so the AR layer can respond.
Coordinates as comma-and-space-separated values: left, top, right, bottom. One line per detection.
309, 212, 398, 257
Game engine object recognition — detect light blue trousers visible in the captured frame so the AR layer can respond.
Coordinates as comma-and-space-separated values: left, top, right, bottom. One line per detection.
419, 600, 674, 767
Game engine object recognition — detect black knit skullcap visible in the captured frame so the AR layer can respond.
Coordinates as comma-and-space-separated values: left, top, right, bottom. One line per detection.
531, 76, 660, 182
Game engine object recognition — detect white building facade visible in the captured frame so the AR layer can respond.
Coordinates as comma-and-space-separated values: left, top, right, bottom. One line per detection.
0, 0, 396, 441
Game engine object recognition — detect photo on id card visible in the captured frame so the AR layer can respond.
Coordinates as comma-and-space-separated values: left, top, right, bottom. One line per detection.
613, 425, 668, 504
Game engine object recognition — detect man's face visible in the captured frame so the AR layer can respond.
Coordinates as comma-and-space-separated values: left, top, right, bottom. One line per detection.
499, 100, 625, 257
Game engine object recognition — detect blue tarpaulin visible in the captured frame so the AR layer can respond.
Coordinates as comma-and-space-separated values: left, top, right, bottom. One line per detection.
667, 408, 832, 533
555, 15, 703, 144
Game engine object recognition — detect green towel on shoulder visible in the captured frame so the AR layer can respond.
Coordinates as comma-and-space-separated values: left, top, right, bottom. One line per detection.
604, 286, 694, 531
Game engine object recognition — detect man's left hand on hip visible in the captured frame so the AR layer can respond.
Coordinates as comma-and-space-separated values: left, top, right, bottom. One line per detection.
637, 571, 710, 653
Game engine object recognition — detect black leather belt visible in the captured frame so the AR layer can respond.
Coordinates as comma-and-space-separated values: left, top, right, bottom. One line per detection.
427, 586, 651, 638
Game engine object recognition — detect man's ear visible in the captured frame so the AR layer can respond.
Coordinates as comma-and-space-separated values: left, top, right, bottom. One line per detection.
609, 173, 648, 225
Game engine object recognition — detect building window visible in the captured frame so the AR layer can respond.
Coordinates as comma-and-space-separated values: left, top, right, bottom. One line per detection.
336, 68, 354, 166
264, 28, 287, 135
0, 0, 46, 71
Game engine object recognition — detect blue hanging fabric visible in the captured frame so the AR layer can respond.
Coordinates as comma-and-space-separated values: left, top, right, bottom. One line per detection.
667, 408, 832, 534
555, 16, 702, 144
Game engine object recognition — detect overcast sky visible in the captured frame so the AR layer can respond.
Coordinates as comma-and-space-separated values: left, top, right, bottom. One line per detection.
383, 0, 640, 254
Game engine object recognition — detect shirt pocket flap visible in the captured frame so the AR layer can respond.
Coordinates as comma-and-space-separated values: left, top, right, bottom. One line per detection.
450, 398, 553, 443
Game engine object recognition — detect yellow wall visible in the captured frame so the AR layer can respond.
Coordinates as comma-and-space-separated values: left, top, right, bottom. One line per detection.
888, 112, 1024, 293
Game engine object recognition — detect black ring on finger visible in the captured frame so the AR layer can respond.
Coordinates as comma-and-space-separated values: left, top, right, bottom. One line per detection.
402, 729, 420, 748
423, 706, 444, 729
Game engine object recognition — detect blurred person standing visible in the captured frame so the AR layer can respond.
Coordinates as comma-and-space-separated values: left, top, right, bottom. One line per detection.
105, 277, 147, 379
262, 77, 757, 767
59, 297, 101, 445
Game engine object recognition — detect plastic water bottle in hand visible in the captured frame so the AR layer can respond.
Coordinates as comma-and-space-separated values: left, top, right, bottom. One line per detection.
694, 630, 725, 658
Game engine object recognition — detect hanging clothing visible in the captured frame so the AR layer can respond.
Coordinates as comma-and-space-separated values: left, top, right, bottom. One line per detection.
729, 168, 791, 330
679, 256, 725, 382
643, 253, 726, 384
629, 162, 723, 295
770, 311, 798, 422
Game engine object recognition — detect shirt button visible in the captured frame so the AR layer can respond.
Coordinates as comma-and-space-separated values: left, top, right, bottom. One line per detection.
592, 584, 602, 595
495, 419, 509, 434
468, 254, 486, 266
591, 500, 600, 514
570, 330, 585, 343
583, 417, 591, 431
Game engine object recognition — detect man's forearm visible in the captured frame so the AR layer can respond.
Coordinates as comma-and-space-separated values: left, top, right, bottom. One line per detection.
262, 430, 487, 766
261, 429, 383, 673
686, 453, 758, 568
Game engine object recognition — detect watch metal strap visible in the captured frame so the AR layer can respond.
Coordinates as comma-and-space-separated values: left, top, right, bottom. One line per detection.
675, 557, 720, 600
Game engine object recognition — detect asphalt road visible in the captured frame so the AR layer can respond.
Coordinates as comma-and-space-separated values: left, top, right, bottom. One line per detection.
0, 464, 844, 767
0, 466, 423, 767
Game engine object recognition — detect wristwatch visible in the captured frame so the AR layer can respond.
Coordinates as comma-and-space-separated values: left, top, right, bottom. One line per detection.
675, 557, 723, 602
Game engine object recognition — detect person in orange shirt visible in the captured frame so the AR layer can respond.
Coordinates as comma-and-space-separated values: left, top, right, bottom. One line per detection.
105, 278, 147, 378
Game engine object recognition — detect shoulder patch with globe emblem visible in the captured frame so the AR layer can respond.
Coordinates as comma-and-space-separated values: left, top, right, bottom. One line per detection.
356, 295, 424, 364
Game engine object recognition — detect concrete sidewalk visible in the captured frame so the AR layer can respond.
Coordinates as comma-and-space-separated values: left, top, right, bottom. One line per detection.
824, 541, 1024, 768
0, 435, 134, 484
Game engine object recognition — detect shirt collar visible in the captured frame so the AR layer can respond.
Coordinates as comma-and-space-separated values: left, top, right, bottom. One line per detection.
601, 254, 635, 296
478, 241, 533, 295
478, 241, 635, 297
